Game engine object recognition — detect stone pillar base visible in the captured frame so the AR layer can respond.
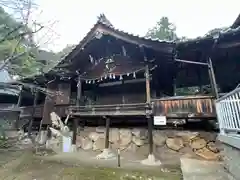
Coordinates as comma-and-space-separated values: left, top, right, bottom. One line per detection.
141, 154, 161, 166
36, 130, 48, 145
71, 144, 77, 152
96, 148, 116, 160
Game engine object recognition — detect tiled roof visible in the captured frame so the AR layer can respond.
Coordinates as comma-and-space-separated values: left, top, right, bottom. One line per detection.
57, 14, 174, 68
0, 70, 18, 96
177, 23, 240, 46
231, 13, 240, 29
0, 69, 12, 83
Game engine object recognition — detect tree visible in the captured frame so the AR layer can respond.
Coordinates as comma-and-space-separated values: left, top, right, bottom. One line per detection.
57, 44, 75, 58
146, 17, 178, 41
0, 1, 58, 78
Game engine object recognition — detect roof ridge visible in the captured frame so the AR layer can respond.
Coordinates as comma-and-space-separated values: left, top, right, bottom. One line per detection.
97, 13, 113, 28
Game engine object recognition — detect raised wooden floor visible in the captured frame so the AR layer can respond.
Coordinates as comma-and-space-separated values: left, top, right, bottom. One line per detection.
19, 95, 216, 120
69, 103, 149, 117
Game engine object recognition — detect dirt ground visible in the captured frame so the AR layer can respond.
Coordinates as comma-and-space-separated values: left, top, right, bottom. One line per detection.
0, 149, 182, 180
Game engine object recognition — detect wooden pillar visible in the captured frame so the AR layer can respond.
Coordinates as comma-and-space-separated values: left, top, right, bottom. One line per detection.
15, 85, 23, 129
28, 90, 39, 136
145, 65, 154, 155
207, 58, 219, 98
72, 118, 78, 145
105, 117, 110, 149
17, 85, 23, 107
173, 78, 177, 96
76, 76, 82, 106
145, 65, 151, 103
147, 115, 153, 155
42, 81, 57, 125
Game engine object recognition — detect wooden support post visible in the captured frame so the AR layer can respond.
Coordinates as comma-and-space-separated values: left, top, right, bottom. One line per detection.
207, 58, 219, 99
15, 85, 23, 129
28, 90, 39, 136
72, 118, 78, 145
42, 81, 57, 125
105, 117, 110, 149
173, 78, 177, 96
77, 76, 82, 106
145, 65, 151, 103
17, 85, 23, 107
147, 115, 153, 155
145, 64, 153, 155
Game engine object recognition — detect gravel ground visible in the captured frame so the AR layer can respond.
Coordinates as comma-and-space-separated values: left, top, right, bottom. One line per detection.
0, 149, 182, 180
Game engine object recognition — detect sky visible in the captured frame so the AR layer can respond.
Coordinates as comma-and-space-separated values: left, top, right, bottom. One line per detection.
34, 0, 240, 52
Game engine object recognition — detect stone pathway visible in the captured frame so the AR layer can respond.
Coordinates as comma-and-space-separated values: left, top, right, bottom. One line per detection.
180, 157, 236, 180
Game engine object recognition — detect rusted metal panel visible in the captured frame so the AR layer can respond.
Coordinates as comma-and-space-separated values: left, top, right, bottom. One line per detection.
152, 96, 216, 118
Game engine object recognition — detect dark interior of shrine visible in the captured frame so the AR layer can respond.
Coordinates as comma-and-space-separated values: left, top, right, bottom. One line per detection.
176, 28, 240, 93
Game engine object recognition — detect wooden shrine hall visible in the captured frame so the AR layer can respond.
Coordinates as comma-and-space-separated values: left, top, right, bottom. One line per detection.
7, 14, 225, 160
17, 15, 217, 124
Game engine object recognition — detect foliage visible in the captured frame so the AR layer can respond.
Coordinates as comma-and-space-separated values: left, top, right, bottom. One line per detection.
146, 17, 178, 41
0, 6, 40, 77
0, 4, 60, 78
57, 44, 75, 58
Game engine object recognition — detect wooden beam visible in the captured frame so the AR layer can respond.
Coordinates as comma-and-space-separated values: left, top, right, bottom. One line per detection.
99, 78, 152, 87
207, 58, 219, 98
175, 58, 208, 66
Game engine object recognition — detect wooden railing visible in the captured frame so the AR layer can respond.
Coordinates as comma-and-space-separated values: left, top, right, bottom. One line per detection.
20, 104, 70, 118
69, 103, 148, 116
19, 96, 216, 119
152, 95, 216, 118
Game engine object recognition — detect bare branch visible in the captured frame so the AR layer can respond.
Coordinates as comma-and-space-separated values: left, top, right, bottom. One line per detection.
0, 51, 26, 70
0, 0, 59, 79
